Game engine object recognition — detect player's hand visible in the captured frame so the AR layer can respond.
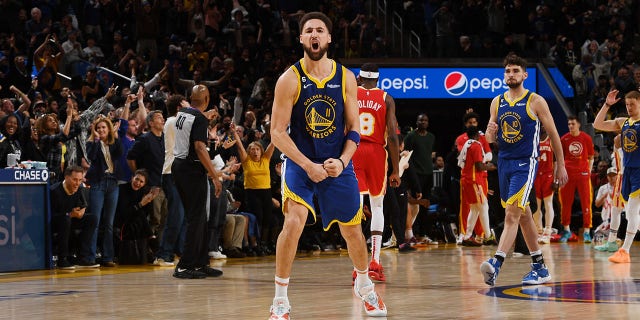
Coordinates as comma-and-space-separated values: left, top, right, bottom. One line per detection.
605, 89, 620, 106
323, 158, 343, 178
486, 121, 498, 142
554, 165, 569, 187
389, 172, 401, 187
306, 163, 329, 182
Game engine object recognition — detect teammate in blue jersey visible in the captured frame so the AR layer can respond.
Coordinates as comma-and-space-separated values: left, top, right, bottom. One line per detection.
594, 89, 640, 263
481, 54, 568, 286
268, 11, 386, 319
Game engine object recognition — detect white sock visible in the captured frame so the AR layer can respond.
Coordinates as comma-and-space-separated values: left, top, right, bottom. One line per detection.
371, 235, 382, 263
275, 276, 289, 299
354, 267, 372, 290
369, 196, 384, 263
405, 229, 414, 240
609, 207, 622, 242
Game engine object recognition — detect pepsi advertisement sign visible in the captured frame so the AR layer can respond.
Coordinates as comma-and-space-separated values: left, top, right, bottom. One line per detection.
351, 67, 537, 99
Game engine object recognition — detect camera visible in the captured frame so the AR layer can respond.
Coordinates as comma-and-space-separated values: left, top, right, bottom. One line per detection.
223, 122, 231, 131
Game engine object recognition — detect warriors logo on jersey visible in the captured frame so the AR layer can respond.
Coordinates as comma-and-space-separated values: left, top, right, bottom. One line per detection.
623, 127, 638, 153
500, 111, 523, 143
303, 94, 337, 138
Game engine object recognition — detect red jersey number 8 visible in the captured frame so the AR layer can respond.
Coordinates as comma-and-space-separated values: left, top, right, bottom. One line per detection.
359, 112, 375, 136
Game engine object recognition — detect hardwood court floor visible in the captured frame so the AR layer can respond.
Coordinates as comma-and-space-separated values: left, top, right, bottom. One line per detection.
2, 242, 640, 319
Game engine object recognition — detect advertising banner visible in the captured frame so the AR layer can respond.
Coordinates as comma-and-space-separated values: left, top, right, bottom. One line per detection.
0, 169, 49, 272
351, 67, 538, 99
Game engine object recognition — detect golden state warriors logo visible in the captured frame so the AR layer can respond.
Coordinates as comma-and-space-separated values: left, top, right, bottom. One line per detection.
304, 94, 337, 138
623, 128, 638, 153
499, 111, 523, 143
480, 279, 640, 304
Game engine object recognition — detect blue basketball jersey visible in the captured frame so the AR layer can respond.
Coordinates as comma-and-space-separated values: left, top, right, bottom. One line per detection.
289, 59, 347, 161
496, 90, 540, 159
621, 118, 640, 168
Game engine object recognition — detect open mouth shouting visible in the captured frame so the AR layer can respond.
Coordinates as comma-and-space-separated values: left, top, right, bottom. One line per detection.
304, 39, 327, 61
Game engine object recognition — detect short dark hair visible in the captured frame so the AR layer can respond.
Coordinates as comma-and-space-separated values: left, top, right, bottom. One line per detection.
360, 63, 379, 73
503, 54, 528, 70
64, 165, 85, 176
133, 168, 149, 182
166, 94, 186, 117
299, 12, 333, 34
146, 110, 163, 126
567, 115, 580, 123
463, 112, 479, 125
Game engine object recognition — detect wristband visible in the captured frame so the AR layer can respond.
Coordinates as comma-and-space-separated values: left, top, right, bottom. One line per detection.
346, 130, 360, 146
337, 158, 345, 170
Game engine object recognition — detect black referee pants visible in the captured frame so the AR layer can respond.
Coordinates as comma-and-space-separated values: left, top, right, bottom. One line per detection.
172, 158, 210, 269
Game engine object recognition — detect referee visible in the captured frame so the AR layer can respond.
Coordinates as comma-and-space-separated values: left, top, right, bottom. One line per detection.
172, 84, 223, 279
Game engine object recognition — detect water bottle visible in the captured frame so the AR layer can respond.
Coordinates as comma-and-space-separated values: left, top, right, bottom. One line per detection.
51, 255, 58, 269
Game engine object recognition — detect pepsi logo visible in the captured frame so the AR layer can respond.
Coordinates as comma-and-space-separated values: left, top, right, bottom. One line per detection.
444, 72, 468, 96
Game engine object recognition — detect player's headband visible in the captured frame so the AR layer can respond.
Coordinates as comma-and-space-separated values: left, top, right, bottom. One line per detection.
359, 70, 379, 79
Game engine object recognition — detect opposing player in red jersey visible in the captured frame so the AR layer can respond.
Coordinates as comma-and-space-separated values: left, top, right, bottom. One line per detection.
533, 127, 556, 244
352, 63, 400, 282
558, 115, 594, 243
455, 111, 497, 244
457, 126, 495, 246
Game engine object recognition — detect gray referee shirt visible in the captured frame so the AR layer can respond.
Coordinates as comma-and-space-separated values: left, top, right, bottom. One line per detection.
173, 107, 209, 162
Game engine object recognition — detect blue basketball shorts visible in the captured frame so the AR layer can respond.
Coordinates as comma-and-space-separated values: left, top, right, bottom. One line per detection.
281, 158, 363, 230
498, 157, 538, 210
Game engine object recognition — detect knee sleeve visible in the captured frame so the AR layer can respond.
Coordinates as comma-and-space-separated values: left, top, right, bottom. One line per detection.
370, 195, 385, 232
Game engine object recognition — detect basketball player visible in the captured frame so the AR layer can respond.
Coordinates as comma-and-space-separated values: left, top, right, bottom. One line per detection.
352, 62, 401, 282
457, 126, 495, 246
558, 115, 594, 243
593, 90, 640, 263
533, 127, 556, 244
481, 54, 568, 286
455, 111, 496, 244
268, 12, 386, 319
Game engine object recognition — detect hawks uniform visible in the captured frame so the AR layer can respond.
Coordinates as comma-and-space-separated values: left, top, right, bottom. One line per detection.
352, 86, 388, 197
495, 90, 540, 209
535, 136, 554, 199
281, 59, 362, 230
559, 131, 594, 228
456, 132, 491, 235
612, 146, 624, 208
460, 140, 486, 205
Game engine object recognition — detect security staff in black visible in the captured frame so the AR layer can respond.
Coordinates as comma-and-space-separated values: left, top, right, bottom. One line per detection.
171, 84, 223, 279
